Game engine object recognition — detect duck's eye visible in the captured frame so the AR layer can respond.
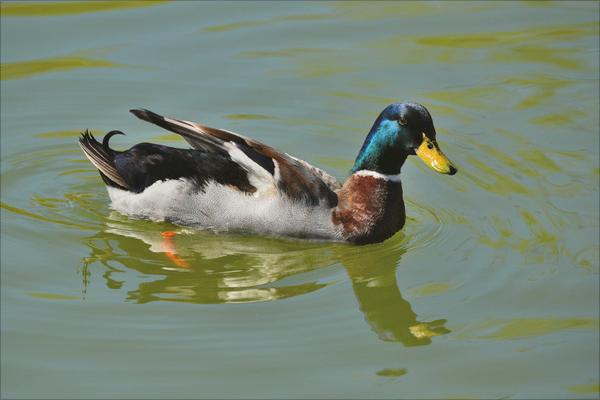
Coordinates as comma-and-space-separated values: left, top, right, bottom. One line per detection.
427, 142, 434, 150
398, 117, 407, 126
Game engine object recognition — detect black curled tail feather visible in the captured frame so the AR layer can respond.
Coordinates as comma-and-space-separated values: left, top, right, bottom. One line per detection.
102, 130, 125, 153
79, 130, 130, 189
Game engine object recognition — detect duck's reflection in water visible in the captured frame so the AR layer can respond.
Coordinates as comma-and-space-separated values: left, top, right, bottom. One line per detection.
339, 246, 450, 346
82, 217, 450, 346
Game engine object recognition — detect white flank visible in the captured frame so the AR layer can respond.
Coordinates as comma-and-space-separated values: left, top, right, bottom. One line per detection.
106, 179, 340, 240
354, 170, 402, 182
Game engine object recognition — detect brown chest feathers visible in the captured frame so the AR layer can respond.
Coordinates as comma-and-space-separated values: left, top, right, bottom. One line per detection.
331, 173, 405, 244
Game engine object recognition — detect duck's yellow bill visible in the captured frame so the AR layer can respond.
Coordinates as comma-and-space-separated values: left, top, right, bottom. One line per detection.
415, 133, 457, 175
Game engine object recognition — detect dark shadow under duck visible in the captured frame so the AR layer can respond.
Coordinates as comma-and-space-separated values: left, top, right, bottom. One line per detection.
79, 103, 457, 244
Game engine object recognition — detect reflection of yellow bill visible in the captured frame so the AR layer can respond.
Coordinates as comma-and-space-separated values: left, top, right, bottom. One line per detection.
415, 133, 457, 175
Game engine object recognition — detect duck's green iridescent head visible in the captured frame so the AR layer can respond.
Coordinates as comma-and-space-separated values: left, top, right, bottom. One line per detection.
351, 103, 457, 176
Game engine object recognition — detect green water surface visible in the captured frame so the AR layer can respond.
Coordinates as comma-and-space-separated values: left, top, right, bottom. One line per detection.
1, 1, 599, 398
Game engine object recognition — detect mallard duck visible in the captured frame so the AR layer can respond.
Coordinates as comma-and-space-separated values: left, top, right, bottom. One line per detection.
79, 103, 457, 244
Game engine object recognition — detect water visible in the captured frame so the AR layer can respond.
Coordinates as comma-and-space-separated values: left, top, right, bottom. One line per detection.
1, 1, 598, 398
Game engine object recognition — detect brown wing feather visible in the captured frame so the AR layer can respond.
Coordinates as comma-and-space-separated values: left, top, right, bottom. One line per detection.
130, 109, 340, 207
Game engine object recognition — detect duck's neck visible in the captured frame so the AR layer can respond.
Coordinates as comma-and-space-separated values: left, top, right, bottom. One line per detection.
351, 153, 408, 175
332, 170, 405, 244
351, 120, 409, 175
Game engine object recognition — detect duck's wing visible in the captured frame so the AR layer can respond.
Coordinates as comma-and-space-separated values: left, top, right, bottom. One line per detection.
79, 131, 257, 194
130, 108, 341, 207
